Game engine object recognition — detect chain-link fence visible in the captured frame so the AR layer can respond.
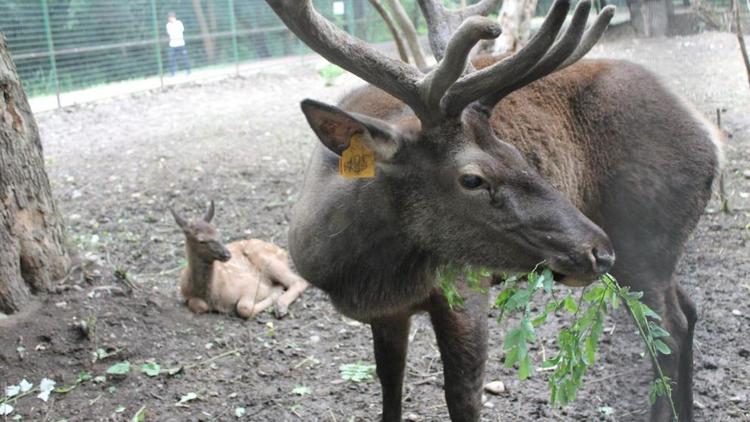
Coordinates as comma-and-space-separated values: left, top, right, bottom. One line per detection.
0, 0, 743, 111
1, 0, 412, 109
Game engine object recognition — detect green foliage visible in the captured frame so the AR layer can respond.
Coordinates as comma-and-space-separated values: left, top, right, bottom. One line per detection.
441, 267, 677, 419
339, 361, 376, 382
131, 406, 147, 422
106, 361, 131, 376
318, 63, 345, 86
438, 264, 491, 310
291, 385, 312, 396
141, 362, 161, 377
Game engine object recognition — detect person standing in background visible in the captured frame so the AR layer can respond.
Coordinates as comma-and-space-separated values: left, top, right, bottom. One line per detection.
166, 11, 191, 76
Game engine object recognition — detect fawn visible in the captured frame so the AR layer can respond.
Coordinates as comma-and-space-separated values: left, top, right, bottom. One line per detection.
171, 201, 308, 318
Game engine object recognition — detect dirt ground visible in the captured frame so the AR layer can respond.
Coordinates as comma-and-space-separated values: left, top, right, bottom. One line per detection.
1, 31, 749, 421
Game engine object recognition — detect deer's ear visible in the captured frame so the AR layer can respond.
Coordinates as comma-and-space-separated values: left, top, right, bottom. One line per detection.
170, 207, 188, 230
300, 99, 401, 161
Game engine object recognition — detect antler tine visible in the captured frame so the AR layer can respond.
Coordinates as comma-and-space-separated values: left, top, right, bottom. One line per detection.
478, 0, 594, 107
557, 5, 615, 70
420, 16, 502, 123
440, 0, 571, 116
462, 0, 505, 18
265, 0, 430, 121
417, 0, 502, 61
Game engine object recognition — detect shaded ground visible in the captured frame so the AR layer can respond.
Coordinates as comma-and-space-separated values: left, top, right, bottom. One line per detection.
1, 32, 748, 421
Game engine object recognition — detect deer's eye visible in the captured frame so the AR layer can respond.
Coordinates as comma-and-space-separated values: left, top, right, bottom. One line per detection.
459, 174, 485, 190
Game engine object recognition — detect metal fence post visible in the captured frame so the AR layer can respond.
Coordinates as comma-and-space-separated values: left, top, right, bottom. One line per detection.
40, 0, 61, 109
227, 0, 240, 75
149, 0, 164, 88
345, 0, 356, 37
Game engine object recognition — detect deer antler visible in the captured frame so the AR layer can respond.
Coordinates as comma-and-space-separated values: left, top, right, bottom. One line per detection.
266, 0, 613, 127
266, 0, 428, 119
417, 0, 502, 61
437, 0, 615, 115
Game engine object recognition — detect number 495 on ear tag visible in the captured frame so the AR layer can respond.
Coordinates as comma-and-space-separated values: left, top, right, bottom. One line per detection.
339, 133, 375, 179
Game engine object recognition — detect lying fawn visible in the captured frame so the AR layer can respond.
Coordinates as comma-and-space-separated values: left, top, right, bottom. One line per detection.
170, 201, 308, 318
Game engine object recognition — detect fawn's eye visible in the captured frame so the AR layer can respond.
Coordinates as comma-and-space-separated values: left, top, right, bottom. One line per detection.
459, 174, 485, 190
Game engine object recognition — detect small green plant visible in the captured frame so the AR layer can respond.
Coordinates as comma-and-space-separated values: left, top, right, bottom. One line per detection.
318, 63, 345, 86
131, 405, 147, 422
141, 362, 161, 377
176, 392, 198, 407
440, 266, 677, 420
106, 361, 131, 376
291, 385, 312, 396
339, 361, 376, 382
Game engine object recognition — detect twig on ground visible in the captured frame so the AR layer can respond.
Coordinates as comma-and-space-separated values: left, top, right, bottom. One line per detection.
183, 348, 242, 370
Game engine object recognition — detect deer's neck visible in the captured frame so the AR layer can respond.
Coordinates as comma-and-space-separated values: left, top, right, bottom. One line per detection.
289, 151, 437, 321
184, 243, 215, 297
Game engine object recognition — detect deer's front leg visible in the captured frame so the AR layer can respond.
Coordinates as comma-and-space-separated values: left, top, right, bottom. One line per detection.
371, 314, 411, 422
186, 297, 210, 314
236, 287, 283, 319
427, 286, 489, 422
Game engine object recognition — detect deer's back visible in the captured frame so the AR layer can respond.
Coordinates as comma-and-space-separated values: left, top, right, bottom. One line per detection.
340, 57, 720, 216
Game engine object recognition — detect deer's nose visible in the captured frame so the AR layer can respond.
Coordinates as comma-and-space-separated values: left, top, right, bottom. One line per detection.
588, 245, 615, 275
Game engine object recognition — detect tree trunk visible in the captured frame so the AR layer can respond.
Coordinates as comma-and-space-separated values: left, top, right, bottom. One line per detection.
192, 0, 216, 61
628, 0, 672, 36
0, 34, 71, 314
369, 0, 411, 63
384, 0, 429, 70
493, 0, 540, 53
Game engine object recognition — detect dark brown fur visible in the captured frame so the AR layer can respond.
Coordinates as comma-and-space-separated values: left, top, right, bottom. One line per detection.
292, 56, 718, 422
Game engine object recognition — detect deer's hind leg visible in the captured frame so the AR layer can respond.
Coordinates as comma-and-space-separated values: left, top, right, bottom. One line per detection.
613, 265, 696, 422
601, 212, 698, 421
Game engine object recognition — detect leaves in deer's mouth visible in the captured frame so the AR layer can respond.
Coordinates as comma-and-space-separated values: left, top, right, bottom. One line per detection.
442, 266, 676, 416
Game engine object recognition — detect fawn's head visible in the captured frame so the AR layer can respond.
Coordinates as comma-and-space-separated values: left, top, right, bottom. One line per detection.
170, 201, 232, 263
274, 0, 616, 285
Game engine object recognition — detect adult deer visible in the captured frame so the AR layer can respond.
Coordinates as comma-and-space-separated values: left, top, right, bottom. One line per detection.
267, 0, 722, 420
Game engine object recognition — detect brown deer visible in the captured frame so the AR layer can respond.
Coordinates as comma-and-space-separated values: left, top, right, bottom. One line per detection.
170, 201, 309, 319
267, 0, 722, 420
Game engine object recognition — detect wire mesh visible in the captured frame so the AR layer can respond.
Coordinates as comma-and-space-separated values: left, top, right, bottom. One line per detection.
0, 0, 743, 109
0, 0, 407, 106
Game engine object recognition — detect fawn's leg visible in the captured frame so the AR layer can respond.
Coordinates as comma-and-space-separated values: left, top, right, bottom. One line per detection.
253, 254, 310, 318
236, 287, 283, 319
371, 314, 411, 422
186, 297, 209, 314
427, 285, 489, 422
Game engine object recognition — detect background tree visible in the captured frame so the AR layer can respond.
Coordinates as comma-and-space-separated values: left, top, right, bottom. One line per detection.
493, 0, 540, 52
0, 34, 71, 314
192, 0, 217, 61
627, 0, 674, 36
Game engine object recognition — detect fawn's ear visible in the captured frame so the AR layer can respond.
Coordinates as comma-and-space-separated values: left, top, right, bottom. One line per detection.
300, 99, 401, 161
170, 207, 188, 230
203, 200, 215, 223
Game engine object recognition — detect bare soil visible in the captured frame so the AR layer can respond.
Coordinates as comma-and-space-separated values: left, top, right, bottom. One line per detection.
1, 31, 748, 421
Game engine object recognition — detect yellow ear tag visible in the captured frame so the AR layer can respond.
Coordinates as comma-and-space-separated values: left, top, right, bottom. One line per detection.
339, 133, 375, 179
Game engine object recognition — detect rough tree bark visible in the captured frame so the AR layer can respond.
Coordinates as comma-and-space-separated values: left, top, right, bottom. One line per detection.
628, 0, 673, 36
0, 34, 71, 314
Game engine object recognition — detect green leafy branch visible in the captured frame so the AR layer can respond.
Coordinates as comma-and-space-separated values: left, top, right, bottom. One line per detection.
439, 266, 677, 420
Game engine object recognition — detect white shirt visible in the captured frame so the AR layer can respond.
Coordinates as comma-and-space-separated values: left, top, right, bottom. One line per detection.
166, 20, 185, 48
